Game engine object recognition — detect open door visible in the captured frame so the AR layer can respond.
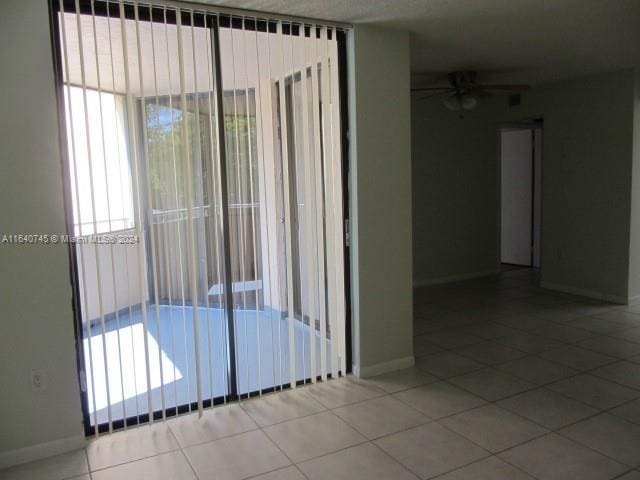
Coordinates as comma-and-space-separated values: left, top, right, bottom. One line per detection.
500, 126, 541, 267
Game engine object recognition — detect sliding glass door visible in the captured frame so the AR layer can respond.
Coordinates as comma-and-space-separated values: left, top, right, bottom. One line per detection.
53, 0, 348, 436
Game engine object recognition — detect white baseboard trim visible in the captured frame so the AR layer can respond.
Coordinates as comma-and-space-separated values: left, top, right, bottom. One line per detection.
0, 434, 86, 469
353, 355, 415, 378
414, 269, 500, 288
627, 294, 640, 305
540, 281, 628, 305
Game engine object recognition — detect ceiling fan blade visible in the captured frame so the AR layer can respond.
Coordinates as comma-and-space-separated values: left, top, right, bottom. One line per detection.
414, 90, 455, 100
472, 89, 493, 98
476, 84, 531, 91
410, 86, 453, 92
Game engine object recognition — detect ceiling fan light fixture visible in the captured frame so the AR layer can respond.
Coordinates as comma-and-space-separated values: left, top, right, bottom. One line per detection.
443, 93, 478, 112
461, 93, 478, 110
443, 95, 461, 111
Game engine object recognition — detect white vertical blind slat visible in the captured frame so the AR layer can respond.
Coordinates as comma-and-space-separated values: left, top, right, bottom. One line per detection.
160, 6, 182, 411
308, 27, 328, 382
198, 13, 217, 407
240, 19, 263, 396
103, 0, 130, 427
276, 21, 297, 389
59, 0, 101, 435
299, 26, 317, 383
134, 1, 167, 420
328, 35, 346, 374
147, 5, 170, 418
74, 0, 115, 432
175, 10, 204, 417
88, 0, 124, 431
318, 26, 338, 378
118, 0, 155, 423
252, 21, 279, 392
288, 23, 307, 385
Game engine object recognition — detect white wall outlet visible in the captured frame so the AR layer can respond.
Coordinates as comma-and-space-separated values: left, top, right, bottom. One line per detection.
31, 368, 47, 392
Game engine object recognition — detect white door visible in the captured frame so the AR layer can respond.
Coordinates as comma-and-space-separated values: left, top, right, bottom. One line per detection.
501, 129, 533, 266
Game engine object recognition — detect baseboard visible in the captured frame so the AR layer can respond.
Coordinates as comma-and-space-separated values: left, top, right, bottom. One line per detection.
353, 355, 415, 378
0, 434, 86, 469
540, 281, 628, 305
414, 269, 500, 288
627, 294, 640, 305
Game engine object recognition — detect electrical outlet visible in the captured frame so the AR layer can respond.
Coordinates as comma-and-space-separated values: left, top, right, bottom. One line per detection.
31, 369, 46, 393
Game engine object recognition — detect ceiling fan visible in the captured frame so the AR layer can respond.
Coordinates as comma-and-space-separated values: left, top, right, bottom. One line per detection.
411, 71, 530, 116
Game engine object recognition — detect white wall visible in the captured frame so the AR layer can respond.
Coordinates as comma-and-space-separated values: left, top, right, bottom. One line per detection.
412, 97, 502, 285
511, 70, 635, 302
412, 69, 637, 303
76, 239, 145, 321
0, 0, 84, 465
348, 25, 413, 376
627, 68, 640, 301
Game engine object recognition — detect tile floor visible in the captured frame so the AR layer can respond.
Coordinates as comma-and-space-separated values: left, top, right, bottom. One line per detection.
4, 268, 640, 479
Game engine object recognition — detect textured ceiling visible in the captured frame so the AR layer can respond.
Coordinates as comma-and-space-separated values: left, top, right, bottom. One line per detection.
203, 0, 640, 86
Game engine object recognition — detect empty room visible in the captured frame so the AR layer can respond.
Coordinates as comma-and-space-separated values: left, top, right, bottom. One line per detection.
1, 1, 640, 479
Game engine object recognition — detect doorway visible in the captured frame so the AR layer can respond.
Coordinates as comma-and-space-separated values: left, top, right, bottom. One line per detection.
500, 122, 542, 268
52, 0, 350, 435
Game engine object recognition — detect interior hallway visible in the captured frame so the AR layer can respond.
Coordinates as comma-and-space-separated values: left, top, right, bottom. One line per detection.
3, 268, 640, 479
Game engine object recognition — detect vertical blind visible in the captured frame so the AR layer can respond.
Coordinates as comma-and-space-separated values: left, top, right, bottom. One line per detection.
55, 0, 348, 435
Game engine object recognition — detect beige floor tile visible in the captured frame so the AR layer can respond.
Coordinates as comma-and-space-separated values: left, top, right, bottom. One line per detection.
86, 423, 179, 471
499, 433, 627, 480
611, 327, 640, 344
610, 399, 640, 424
420, 330, 484, 349
299, 443, 418, 480
538, 345, 617, 371
240, 388, 326, 427
367, 367, 437, 393
168, 403, 257, 447
559, 413, 640, 467
493, 331, 564, 354
448, 368, 535, 401
591, 361, 640, 390
436, 456, 534, 479
333, 396, 429, 439
592, 310, 640, 325
497, 388, 598, 429
495, 356, 578, 385
457, 322, 521, 340
249, 466, 307, 480
375, 423, 490, 479
576, 336, 640, 359
263, 411, 365, 463
0, 449, 88, 480
303, 377, 385, 409
394, 382, 485, 419
440, 404, 548, 453
91, 451, 195, 480
547, 374, 640, 409
530, 323, 594, 343
184, 430, 289, 480
454, 341, 528, 365
615, 471, 640, 480
414, 335, 446, 355
566, 316, 631, 334
415, 352, 485, 379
